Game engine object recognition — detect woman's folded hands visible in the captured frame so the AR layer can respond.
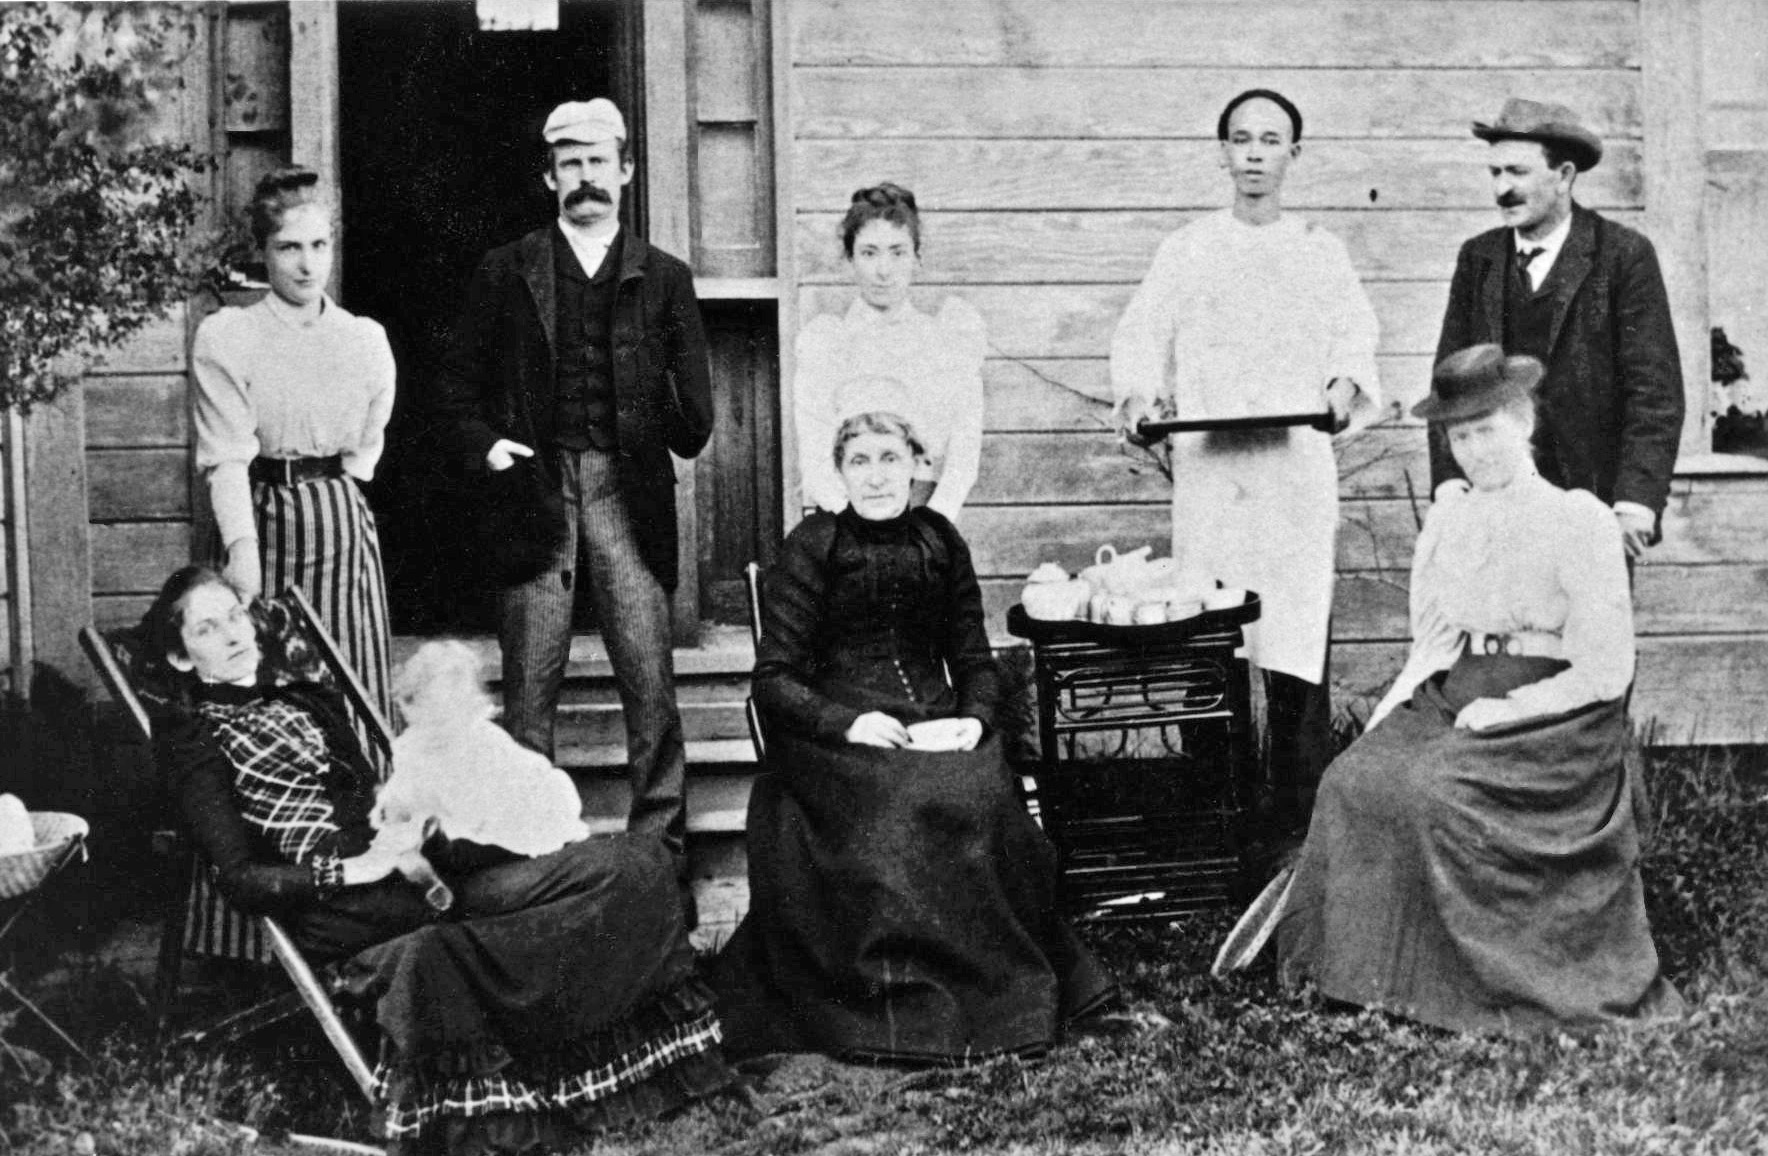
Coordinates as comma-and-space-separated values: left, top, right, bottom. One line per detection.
844, 712, 982, 751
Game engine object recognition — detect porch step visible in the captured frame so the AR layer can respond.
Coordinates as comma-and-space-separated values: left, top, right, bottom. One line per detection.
577, 772, 753, 835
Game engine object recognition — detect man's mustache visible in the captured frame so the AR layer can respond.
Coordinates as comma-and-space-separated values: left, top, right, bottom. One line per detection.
565, 183, 613, 208
1496, 194, 1525, 208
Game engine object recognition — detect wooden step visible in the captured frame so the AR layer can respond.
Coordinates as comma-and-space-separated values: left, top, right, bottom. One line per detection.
577, 770, 753, 834
392, 626, 756, 684
556, 699, 751, 747
562, 737, 757, 770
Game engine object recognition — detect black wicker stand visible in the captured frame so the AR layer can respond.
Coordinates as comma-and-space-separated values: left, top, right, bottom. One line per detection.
1007, 597, 1261, 923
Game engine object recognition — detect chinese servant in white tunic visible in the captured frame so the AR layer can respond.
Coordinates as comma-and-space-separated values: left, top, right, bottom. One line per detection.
1110, 90, 1381, 827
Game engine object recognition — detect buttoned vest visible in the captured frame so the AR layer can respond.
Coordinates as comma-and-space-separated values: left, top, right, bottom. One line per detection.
551, 227, 620, 451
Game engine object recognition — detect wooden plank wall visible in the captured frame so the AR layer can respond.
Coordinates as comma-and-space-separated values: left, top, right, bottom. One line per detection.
787, 0, 1768, 743
84, 315, 196, 634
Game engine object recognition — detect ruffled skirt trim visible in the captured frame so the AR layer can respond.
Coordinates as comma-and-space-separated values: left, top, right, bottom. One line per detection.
374, 979, 730, 1140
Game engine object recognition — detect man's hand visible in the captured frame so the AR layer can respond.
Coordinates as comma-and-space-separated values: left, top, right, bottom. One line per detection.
1324, 377, 1359, 433
1615, 506, 1654, 559
845, 711, 911, 748
486, 439, 536, 473
223, 539, 262, 599
1454, 697, 1515, 731
1116, 396, 1160, 447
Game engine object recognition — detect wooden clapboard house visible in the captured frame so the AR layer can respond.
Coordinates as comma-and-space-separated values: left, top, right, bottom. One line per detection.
4, 2, 1766, 862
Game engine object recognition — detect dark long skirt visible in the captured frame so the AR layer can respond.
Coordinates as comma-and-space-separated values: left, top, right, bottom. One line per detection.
1277, 653, 1682, 1034
313, 835, 730, 1150
712, 733, 1114, 1063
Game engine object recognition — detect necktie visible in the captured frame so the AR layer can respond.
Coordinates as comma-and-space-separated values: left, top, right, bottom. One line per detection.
1517, 247, 1546, 289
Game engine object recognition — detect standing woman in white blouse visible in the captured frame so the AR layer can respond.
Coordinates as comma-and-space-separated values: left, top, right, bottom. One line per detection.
191, 168, 396, 718
1274, 344, 1680, 1033
794, 183, 987, 524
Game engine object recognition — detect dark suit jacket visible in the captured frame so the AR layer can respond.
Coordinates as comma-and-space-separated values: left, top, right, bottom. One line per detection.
1431, 204, 1684, 524
435, 225, 714, 591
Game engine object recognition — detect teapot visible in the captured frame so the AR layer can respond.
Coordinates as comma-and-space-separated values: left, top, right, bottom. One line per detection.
1021, 562, 1092, 621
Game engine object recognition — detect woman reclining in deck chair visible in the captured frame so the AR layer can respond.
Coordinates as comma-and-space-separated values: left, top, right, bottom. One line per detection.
137, 565, 732, 1155
1272, 346, 1682, 1034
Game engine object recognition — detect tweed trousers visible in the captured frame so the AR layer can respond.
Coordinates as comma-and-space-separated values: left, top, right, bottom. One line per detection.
499, 447, 687, 860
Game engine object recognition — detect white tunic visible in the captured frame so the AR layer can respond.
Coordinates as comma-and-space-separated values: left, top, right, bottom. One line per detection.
1110, 210, 1380, 682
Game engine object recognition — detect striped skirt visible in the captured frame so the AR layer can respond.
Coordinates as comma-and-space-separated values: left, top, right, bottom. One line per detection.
253, 474, 394, 727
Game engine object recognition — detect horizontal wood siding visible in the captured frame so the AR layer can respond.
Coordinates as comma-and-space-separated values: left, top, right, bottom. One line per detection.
82, 314, 195, 618
788, 0, 1766, 742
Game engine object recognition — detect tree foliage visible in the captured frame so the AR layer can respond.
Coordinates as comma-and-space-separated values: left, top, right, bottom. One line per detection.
0, 2, 213, 413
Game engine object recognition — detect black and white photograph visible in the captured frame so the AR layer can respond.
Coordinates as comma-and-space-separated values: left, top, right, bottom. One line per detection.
0, 1, 1764, 1152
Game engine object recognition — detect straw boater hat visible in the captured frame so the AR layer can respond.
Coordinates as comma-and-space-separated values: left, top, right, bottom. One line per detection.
1472, 97, 1603, 172
1411, 344, 1545, 424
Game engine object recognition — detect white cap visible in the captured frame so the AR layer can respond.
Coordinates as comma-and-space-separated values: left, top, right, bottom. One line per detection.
541, 98, 626, 145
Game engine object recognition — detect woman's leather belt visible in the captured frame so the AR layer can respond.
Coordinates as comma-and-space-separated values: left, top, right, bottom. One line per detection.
1465, 630, 1563, 659
249, 455, 344, 486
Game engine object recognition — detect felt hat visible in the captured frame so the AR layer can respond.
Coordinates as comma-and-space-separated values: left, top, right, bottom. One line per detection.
1412, 344, 1545, 424
1472, 97, 1603, 171
542, 98, 626, 145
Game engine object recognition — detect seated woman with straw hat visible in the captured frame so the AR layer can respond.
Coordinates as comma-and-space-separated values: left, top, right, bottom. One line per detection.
1268, 344, 1681, 1033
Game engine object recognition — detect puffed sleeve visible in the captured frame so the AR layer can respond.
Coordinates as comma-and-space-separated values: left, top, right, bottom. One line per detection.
1499, 492, 1636, 719
158, 714, 318, 914
793, 315, 851, 514
190, 312, 261, 550
752, 515, 862, 742
1110, 231, 1184, 409
1367, 492, 1466, 729
926, 297, 988, 523
340, 318, 397, 482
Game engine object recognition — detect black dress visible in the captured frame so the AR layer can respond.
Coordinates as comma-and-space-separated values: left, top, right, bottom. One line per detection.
159, 681, 730, 1154
712, 506, 1114, 1062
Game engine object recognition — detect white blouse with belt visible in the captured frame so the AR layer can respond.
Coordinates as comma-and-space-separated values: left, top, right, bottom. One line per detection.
794, 296, 987, 524
191, 293, 397, 549
1368, 469, 1636, 730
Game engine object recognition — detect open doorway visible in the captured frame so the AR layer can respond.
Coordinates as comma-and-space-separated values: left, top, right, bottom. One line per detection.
337, 0, 641, 634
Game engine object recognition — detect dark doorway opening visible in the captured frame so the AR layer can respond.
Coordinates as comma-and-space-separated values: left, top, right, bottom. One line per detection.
337, 0, 640, 634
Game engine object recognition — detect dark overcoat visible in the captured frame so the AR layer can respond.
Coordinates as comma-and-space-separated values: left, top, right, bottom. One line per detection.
435, 225, 714, 591
1430, 204, 1685, 523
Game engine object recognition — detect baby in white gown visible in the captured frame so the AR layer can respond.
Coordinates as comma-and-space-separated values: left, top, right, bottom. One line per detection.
370, 641, 589, 907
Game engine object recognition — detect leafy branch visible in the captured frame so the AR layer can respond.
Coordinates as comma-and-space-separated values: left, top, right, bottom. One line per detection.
0, 3, 216, 412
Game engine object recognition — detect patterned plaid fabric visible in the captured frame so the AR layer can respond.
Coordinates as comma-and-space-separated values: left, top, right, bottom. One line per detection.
373, 1006, 723, 1139
196, 695, 340, 864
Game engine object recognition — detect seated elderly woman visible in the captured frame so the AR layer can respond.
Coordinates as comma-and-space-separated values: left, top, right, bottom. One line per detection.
1275, 345, 1682, 1033
138, 566, 731, 1154
712, 411, 1115, 1063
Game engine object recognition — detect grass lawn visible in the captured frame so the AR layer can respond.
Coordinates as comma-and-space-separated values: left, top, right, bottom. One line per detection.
5, 747, 1765, 1155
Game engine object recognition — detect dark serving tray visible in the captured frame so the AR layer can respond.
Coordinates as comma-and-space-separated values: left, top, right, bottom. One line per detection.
1137, 411, 1337, 437
1005, 594, 1261, 645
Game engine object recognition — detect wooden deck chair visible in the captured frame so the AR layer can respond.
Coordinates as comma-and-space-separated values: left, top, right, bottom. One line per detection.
743, 562, 767, 763
79, 587, 381, 1103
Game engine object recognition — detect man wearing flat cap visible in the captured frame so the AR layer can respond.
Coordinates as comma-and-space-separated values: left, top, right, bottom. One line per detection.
1433, 97, 1684, 559
435, 98, 714, 878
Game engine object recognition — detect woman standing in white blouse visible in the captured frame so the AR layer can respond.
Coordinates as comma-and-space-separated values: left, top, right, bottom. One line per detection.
191, 168, 396, 718
794, 183, 987, 524
1275, 344, 1679, 1033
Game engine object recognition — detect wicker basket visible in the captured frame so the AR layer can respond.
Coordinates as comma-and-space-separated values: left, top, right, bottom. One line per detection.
0, 812, 89, 900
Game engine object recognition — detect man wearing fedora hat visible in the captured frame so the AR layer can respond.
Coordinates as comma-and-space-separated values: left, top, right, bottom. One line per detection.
1434, 97, 1684, 559
434, 98, 714, 878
